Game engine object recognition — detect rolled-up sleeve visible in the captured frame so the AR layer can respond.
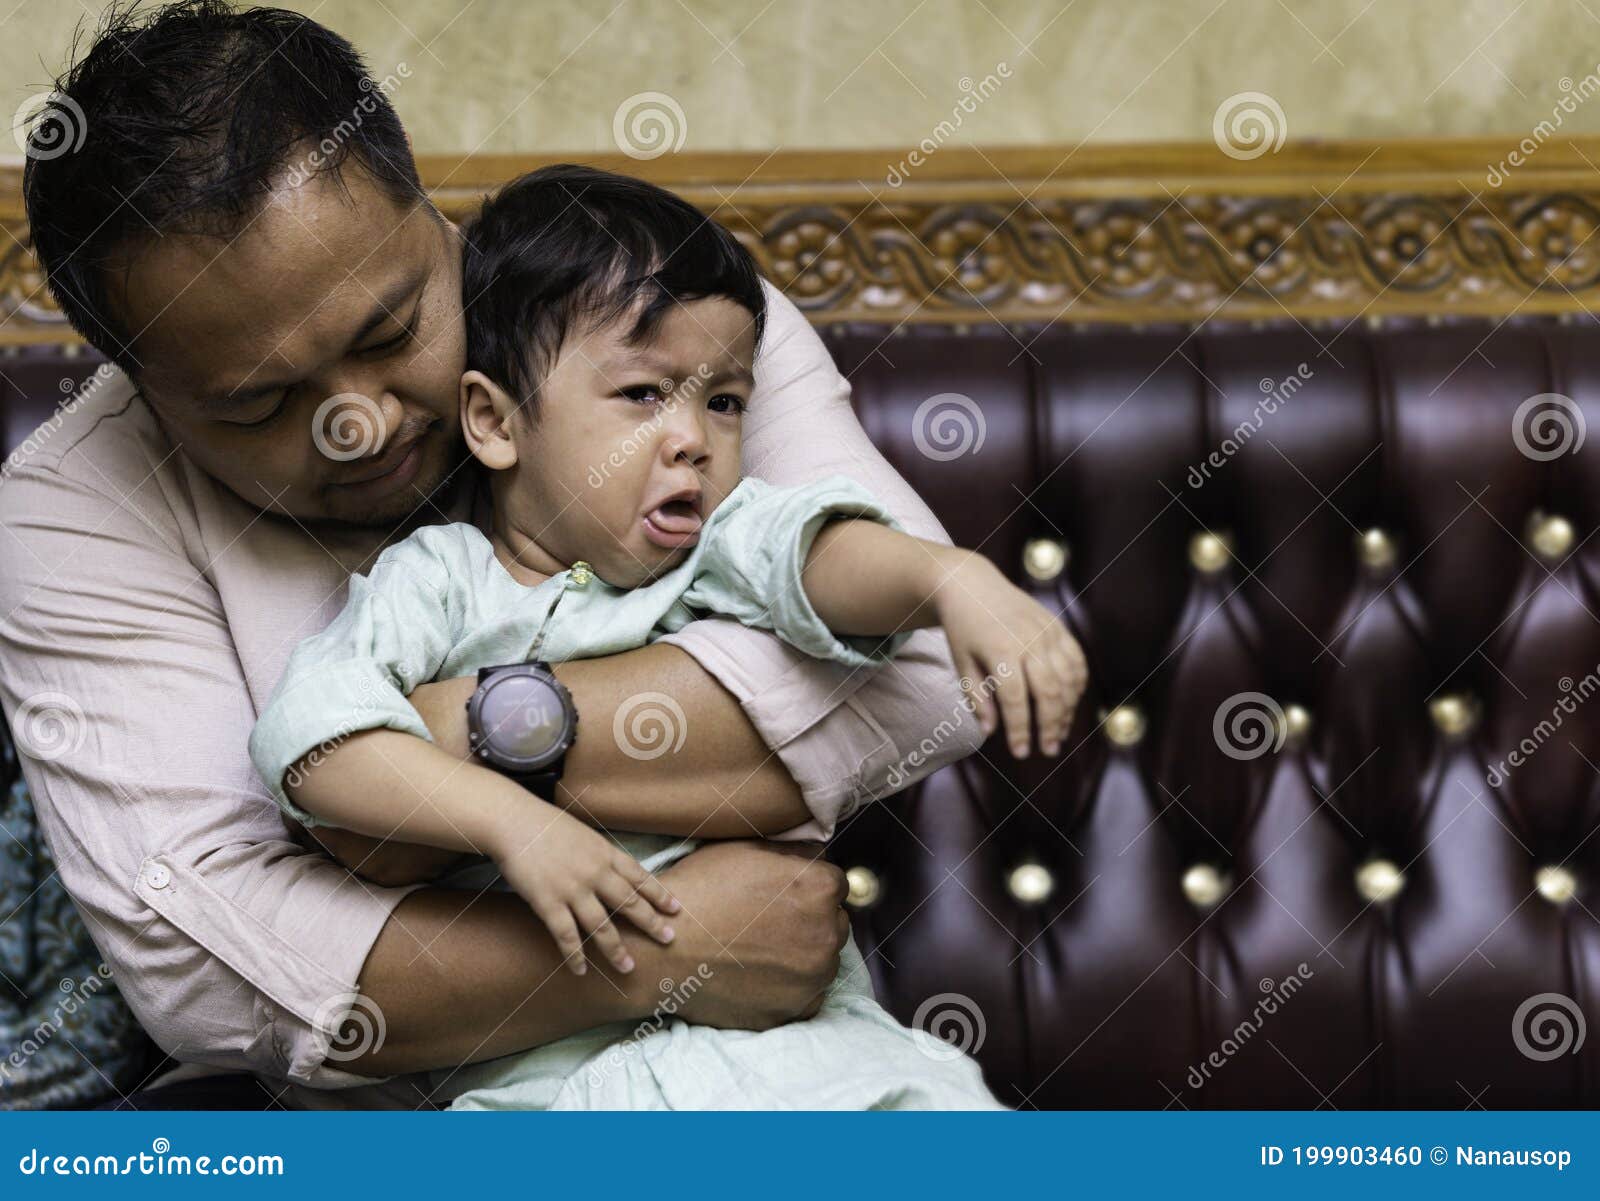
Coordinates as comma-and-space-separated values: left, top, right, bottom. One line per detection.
656, 282, 984, 839
0, 462, 413, 1088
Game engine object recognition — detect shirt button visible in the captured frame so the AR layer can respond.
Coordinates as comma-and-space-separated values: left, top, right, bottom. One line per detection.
145, 864, 171, 890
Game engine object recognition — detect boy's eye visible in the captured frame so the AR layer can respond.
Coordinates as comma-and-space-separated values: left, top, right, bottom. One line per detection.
620, 385, 663, 405
707, 393, 746, 415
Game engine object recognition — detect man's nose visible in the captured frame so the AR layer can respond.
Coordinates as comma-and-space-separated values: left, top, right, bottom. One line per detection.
314, 385, 405, 462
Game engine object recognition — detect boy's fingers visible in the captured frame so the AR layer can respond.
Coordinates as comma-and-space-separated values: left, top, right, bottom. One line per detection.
574, 896, 634, 973
627, 868, 682, 915
956, 651, 995, 737
539, 904, 587, 976
995, 656, 1033, 757
613, 890, 677, 944
1025, 653, 1066, 756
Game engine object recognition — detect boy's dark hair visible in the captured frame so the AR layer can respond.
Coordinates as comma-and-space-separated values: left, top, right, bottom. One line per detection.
460, 163, 766, 412
22, 0, 425, 377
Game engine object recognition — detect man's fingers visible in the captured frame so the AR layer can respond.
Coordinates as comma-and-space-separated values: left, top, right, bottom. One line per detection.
955, 650, 995, 737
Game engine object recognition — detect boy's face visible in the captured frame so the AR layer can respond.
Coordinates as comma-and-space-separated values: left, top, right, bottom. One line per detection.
492, 296, 757, 589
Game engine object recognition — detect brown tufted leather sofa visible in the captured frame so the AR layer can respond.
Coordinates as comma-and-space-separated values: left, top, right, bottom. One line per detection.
5, 314, 1599, 1110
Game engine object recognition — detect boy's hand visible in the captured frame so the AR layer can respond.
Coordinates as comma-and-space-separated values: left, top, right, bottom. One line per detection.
930, 550, 1088, 758
488, 795, 681, 976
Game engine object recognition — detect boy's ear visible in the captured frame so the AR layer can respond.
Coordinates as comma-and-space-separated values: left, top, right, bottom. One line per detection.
459, 370, 522, 471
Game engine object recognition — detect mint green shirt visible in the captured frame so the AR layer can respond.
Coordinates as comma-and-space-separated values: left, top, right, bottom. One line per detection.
249, 474, 905, 827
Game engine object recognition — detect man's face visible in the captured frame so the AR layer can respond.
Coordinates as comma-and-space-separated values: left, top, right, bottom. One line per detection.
109, 166, 466, 527
495, 296, 756, 590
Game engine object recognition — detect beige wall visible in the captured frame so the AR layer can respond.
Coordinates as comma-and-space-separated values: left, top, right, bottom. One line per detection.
6, 0, 1600, 157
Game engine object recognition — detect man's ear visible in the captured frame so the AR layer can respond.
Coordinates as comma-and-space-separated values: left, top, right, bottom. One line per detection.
460, 370, 521, 471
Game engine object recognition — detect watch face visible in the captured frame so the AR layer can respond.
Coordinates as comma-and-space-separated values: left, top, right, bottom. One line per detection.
479, 674, 570, 765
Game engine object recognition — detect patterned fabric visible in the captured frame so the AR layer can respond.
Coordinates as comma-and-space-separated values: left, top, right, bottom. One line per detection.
0, 725, 148, 1109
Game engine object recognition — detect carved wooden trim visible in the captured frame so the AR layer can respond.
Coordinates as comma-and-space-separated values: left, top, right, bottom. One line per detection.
8, 138, 1600, 345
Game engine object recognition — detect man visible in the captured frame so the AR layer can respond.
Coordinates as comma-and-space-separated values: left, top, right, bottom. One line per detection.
1, 2, 991, 1105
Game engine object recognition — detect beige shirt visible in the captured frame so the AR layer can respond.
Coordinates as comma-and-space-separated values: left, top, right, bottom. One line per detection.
0, 283, 979, 1098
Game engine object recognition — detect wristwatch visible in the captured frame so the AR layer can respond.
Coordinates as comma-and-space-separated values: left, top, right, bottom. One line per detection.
465, 662, 579, 800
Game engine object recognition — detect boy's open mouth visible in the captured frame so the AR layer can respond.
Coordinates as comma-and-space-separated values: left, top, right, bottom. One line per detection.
642, 489, 704, 551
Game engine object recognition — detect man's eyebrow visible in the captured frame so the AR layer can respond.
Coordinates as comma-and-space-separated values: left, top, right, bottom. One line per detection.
199, 271, 427, 413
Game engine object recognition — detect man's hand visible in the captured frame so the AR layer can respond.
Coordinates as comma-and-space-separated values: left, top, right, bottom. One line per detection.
302, 823, 467, 888
636, 840, 850, 1029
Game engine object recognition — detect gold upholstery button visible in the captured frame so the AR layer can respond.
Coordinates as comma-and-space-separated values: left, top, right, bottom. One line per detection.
1103, 704, 1146, 748
1022, 538, 1069, 582
1535, 865, 1577, 905
570, 560, 593, 586
1188, 530, 1233, 574
1182, 864, 1229, 909
1007, 863, 1054, 904
1355, 858, 1405, 903
1356, 527, 1397, 571
1428, 693, 1478, 738
844, 866, 881, 909
1528, 512, 1576, 561
1282, 704, 1312, 744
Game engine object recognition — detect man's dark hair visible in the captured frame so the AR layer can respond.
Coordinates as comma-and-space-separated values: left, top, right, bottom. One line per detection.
22, 0, 425, 377
460, 163, 766, 413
